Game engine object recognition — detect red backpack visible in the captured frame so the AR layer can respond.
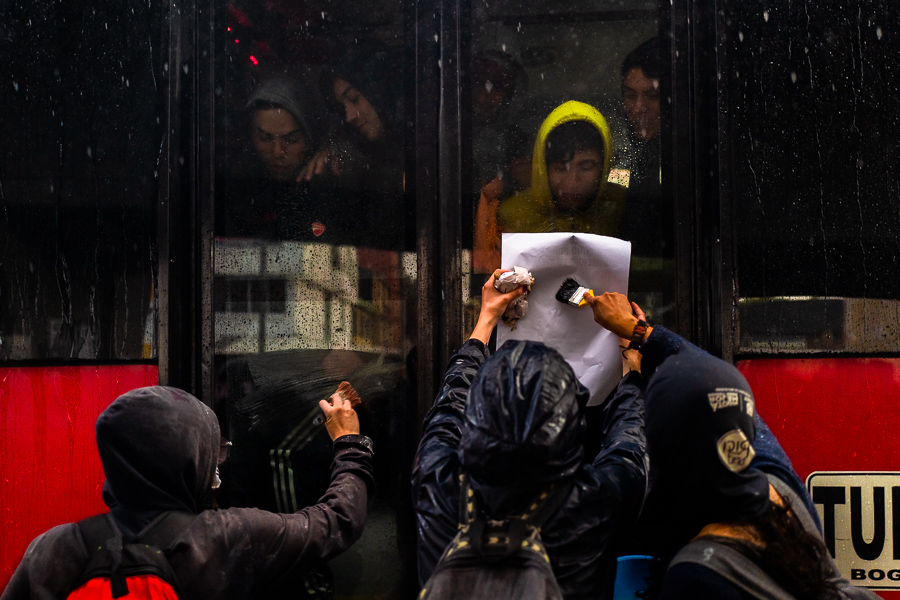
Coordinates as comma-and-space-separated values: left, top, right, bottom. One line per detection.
68, 512, 194, 600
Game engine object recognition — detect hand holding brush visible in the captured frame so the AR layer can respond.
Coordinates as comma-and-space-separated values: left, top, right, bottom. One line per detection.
318, 381, 362, 441
555, 278, 652, 348
581, 291, 650, 343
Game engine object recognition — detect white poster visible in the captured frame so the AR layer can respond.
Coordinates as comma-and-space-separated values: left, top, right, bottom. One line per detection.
498, 232, 631, 406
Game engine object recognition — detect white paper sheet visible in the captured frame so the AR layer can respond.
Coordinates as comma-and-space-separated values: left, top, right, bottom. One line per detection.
498, 232, 631, 406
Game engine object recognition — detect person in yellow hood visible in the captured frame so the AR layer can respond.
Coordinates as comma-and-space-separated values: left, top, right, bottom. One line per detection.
500, 100, 627, 233
473, 101, 627, 273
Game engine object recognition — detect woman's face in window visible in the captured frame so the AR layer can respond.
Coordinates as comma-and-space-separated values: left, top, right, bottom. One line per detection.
250, 108, 308, 181
333, 78, 384, 142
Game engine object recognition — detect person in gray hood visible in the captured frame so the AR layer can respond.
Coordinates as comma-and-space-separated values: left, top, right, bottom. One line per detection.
2, 385, 375, 600
412, 271, 648, 599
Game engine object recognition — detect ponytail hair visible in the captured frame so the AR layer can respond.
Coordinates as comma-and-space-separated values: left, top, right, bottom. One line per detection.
732, 499, 842, 600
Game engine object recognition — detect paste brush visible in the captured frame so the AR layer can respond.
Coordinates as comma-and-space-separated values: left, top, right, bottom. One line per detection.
334, 381, 361, 407
555, 277, 593, 307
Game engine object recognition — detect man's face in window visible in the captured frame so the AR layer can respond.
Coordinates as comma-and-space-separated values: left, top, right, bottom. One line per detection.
547, 148, 604, 212
623, 67, 661, 141
251, 108, 308, 181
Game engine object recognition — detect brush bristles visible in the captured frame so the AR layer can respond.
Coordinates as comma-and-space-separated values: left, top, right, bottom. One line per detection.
336, 381, 361, 407
555, 277, 582, 304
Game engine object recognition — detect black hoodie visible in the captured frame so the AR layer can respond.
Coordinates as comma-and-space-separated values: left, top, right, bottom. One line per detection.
3, 386, 375, 600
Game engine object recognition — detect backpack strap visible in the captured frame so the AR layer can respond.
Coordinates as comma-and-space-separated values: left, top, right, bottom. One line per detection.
458, 474, 571, 528
77, 514, 129, 598
457, 473, 572, 559
76, 511, 195, 599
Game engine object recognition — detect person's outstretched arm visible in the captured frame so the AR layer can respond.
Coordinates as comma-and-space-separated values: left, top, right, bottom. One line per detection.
583, 290, 820, 528
411, 270, 525, 584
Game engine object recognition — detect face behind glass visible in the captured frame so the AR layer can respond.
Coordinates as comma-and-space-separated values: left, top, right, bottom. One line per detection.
623, 67, 661, 141
333, 77, 384, 142
251, 108, 308, 181
547, 148, 604, 212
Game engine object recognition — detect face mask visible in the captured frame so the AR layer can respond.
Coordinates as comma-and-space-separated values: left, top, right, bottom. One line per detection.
212, 438, 232, 489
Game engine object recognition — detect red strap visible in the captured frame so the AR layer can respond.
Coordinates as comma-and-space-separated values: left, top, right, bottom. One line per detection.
69, 575, 179, 600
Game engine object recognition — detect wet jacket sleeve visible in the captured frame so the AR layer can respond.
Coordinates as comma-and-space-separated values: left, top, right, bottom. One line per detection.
411, 339, 488, 585
586, 369, 649, 527
751, 414, 822, 530
235, 435, 375, 587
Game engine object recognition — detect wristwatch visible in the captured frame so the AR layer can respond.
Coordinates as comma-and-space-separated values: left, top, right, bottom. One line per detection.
627, 319, 650, 351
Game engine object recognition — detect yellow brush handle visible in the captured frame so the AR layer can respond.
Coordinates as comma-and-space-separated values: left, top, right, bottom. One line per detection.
576, 288, 594, 307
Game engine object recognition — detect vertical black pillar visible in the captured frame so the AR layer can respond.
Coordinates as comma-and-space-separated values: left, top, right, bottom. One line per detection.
158, 0, 201, 395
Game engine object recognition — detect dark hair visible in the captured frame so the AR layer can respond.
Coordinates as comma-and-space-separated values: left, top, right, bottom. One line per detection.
319, 40, 404, 137
621, 37, 661, 82
730, 499, 842, 600
544, 121, 604, 164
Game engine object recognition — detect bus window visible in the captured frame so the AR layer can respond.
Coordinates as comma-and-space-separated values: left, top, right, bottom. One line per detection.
0, 0, 161, 361
212, 1, 416, 597
722, 2, 900, 354
467, 1, 675, 332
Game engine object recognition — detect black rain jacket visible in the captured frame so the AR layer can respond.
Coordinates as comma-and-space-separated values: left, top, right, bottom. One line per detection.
412, 339, 647, 599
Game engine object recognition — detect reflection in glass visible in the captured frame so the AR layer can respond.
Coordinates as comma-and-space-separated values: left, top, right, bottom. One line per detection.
468, 3, 674, 334
724, 1, 900, 353
214, 1, 414, 597
0, 0, 161, 361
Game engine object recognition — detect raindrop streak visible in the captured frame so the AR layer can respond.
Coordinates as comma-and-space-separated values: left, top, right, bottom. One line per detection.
763, 11, 769, 22
876, 27, 883, 40
791, 72, 798, 83
739, 32, 744, 42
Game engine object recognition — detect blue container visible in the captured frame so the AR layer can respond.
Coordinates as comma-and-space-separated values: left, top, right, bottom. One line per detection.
613, 554, 661, 600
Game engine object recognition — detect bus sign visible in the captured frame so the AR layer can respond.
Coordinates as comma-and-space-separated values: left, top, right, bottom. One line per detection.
807, 472, 900, 589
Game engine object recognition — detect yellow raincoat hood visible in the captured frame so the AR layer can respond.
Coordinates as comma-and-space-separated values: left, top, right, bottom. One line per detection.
498, 100, 625, 236
530, 100, 614, 206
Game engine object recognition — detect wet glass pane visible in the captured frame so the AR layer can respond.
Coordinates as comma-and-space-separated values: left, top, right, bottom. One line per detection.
212, 1, 415, 597
0, 0, 161, 361
723, 1, 900, 353
467, 0, 674, 333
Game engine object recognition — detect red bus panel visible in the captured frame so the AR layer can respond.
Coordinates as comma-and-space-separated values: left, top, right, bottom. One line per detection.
0, 365, 158, 590
740, 358, 900, 597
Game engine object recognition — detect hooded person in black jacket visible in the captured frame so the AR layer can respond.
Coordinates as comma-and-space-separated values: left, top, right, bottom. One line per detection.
581, 290, 878, 600
412, 271, 648, 599
2, 385, 375, 600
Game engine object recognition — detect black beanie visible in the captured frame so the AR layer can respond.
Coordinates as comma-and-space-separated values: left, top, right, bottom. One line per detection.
644, 346, 770, 527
